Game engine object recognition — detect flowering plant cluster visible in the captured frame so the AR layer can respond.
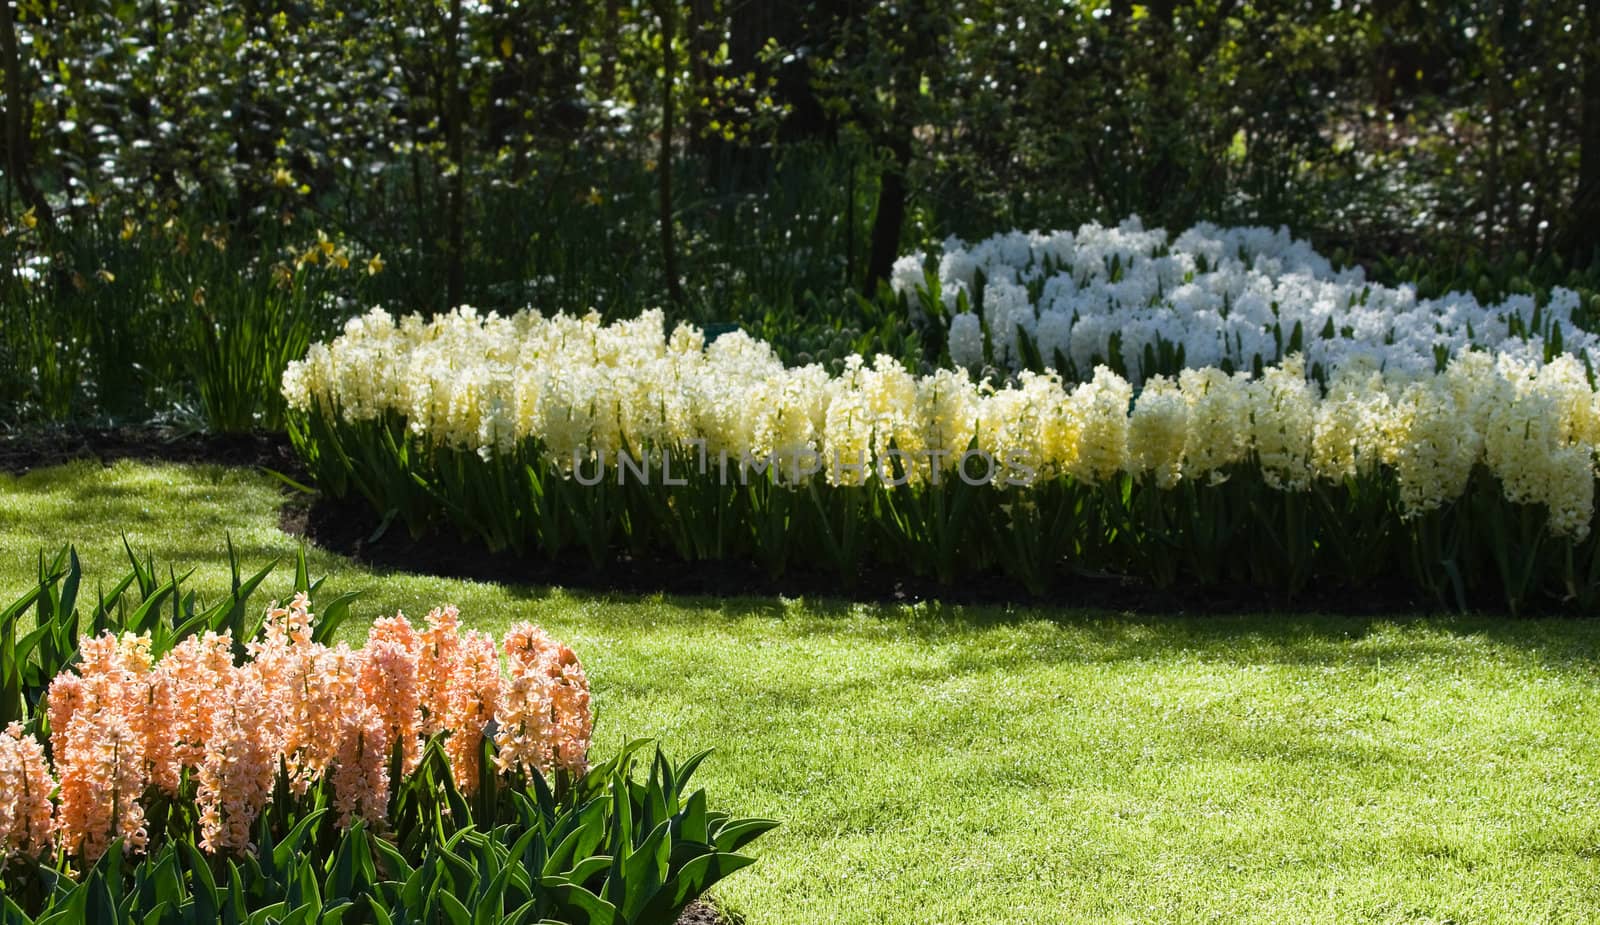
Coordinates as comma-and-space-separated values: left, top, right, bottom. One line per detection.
1, 596, 590, 865
282, 305, 1600, 610
0, 555, 772, 925
893, 217, 1598, 382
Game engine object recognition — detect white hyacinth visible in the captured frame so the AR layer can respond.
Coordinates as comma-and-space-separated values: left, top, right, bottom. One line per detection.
892, 216, 1598, 383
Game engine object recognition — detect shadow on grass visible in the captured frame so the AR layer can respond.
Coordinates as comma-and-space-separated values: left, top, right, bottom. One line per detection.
5, 460, 1599, 680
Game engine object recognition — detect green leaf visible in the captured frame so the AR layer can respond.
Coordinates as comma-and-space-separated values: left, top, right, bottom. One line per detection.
85, 866, 117, 925
615, 820, 672, 922
127, 570, 191, 636
182, 841, 220, 925
309, 593, 360, 646
674, 790, 708, 846
711, 818, 781, 854
541, 882, 617, 925
246, 903, 289, 925
671, 750, 713, 795
0, 614, 20, 726
544, 800, 606, 878
436, 891, 472, 925
57, 547, 81, 628
368, 832, 415, 883
123, 535, 155, 598
560, 855, 613, 887
223, 861, 247, 925
642, 853, 756, 922
273, 810, 329, 875
265, 468, 319, 496
324, 822, 372, 903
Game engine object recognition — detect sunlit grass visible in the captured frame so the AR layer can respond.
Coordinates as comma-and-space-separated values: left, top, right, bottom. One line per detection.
4, 460, 1600, 923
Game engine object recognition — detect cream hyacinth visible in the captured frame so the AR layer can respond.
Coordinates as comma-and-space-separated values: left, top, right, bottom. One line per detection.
286, 307, 1600, 539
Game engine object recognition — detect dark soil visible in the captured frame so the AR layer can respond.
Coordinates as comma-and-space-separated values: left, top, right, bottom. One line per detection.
282, 491, 1435, 615
676, 901, 731, 925
0, 425, 305, 480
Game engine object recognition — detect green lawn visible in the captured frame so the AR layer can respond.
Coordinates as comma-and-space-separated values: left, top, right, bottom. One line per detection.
4, 460, 1600, 923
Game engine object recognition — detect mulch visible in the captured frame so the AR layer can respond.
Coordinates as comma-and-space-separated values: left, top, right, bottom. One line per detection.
676, 901, 730, 925
7, 424, 1442, 615
0, 425, 305, 480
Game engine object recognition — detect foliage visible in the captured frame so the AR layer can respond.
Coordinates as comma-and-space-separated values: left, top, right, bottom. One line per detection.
4, 0, 1599, 430
0, 209, 376, 429
1, 740, 770, 925
0, 542, 356, 729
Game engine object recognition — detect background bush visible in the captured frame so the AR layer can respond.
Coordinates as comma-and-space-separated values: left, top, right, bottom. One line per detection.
2, 0, 1598, 427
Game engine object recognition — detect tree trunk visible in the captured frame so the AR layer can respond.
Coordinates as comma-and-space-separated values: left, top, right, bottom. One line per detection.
865, 154, 908, 290
656, 0, 684, 305
864, 0, 941, 289
444, 0, 467, 310
599, 0, 620, 100
686, 0, 713, 156
0, 0, 47, 222
1565, 22, 1600, 266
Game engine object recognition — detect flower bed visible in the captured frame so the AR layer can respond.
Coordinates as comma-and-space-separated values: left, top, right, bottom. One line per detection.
893, 217, 1599, 382
0, 569, 773, 924
284, 307, 1600, 611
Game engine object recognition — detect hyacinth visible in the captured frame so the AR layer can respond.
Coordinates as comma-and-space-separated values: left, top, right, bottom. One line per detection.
495, 623, 592, 780
948, 312, 985, 369
897, 217, 1600, 383
138, 667, 181, 796
442, 631, 502, 794
1129, 374, 1187, 488
0, 724, 55, 860
55, 707, 147, 861
1250, 358, 1317, 492
1179, 367, 1253, 483
266, 637, 349, 794
45, 672, 82, 760
160, 631, 235, 768
417, 606, 463, 735
330, 707, 390, 829
51, 632, 158, 862
10, 601, 593, 864
1065, 367, 1133, 484
359, 626, 422, 775
283, 300, 1600, 538
1311, 367, 1391, 482
198, 670, 276, 855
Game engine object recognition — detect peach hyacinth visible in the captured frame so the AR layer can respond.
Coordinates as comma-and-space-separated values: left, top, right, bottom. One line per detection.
495, 623, 592, 781
0, 723, 55, 859
3, 596, 591, 863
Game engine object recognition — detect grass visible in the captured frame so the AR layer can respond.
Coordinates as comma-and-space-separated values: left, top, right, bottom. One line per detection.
4, 459, 1600, 923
